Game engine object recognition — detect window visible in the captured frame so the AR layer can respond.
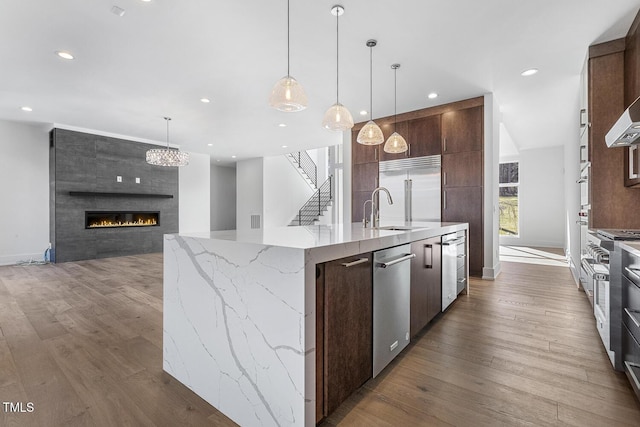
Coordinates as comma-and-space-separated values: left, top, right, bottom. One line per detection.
499, 162, 519, 236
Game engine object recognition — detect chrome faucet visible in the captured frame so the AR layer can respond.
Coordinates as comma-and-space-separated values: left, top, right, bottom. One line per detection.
364, 187, 393, 228
362, 199, 372, 227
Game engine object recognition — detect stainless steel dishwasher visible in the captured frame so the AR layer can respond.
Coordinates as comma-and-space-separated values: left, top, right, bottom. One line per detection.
373, 244, 415, 377
442, 232, 463, 311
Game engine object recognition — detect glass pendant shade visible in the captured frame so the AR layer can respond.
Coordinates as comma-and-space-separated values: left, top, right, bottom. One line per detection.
322, 103, 354, 131
384, 132, 408, 153
269, 75, 308, 112
357, 120, 384, 145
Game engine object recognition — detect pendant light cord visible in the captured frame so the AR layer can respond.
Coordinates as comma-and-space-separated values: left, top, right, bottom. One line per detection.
287, 0, 290, 76
394, 67, 397, 133
164, 117, 171, 149
336, 10, 339, 103
369, 45, 373, 119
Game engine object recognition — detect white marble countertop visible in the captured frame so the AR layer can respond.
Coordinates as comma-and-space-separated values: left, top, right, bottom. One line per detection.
177, 221, 468, 251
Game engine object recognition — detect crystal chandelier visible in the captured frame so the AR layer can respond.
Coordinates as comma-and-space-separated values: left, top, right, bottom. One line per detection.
322, 5, 354, 131
357, 40, 384, 145
269, 0, 308, 112
146, 117, 189, 167
384, 64, 408, 153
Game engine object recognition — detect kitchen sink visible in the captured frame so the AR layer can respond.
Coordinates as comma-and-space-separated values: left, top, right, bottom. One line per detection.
376, 225, 425, 231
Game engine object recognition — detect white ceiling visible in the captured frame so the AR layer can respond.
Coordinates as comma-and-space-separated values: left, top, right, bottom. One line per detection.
1, 0, 639, 163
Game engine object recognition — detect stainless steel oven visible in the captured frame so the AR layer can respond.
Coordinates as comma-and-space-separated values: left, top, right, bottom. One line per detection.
587, 229, 640, 371
585, 232, 613, 364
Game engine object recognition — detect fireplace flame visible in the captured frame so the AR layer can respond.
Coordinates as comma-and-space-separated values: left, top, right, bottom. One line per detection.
88, 218, 157, 228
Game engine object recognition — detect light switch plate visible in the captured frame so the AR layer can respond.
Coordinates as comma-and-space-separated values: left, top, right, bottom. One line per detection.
135, 177, 140, 184
116, 176, 122, 182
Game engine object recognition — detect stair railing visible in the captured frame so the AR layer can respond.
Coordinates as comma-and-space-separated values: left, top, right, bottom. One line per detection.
295, 175, 333, 226
290, 151, 318, 189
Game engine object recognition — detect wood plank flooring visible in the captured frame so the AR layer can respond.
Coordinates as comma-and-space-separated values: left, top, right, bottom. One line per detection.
0, 252, 638, 426
322, 255, 640, 426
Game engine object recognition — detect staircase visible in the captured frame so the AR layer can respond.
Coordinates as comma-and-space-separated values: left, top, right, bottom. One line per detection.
286, 151, 318, 190
289, 175, 333, 226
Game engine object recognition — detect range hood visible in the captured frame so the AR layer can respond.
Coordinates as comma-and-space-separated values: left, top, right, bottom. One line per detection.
605, 96, 640, 147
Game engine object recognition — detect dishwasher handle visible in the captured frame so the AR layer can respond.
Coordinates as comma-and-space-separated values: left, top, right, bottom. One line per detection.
378, 253, 416, 268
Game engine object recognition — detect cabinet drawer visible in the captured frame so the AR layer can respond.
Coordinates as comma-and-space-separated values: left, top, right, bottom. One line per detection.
624, 274, 640, 311
623, 322, 640, 401
624, 275, 640, 344
623, 249, 640, 288
623, 322, 640, 367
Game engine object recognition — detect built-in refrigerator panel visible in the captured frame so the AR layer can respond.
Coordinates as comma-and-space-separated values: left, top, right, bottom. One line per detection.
379, 155, 441, 223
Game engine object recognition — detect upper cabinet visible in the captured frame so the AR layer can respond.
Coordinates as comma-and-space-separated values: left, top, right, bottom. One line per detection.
352, 137, 379, 165
407, 115, 442, 158
442, 106, 483, 153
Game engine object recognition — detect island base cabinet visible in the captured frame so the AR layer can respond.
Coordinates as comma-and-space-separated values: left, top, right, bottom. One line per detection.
317, 253, 373, 420
410, 237, 442, 337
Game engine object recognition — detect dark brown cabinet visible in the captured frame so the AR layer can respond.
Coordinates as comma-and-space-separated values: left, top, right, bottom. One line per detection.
410, 237, 442, 337
352, 129, 380, 222
443, 187, 483, 276
317, 253, 373, 419
442, 106, 483, 153
442, 151, 483, 188
352, 135, 379, 164
407, 114, 442, 157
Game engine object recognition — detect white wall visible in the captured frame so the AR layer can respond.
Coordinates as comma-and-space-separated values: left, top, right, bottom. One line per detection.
0, 120, 50, 265
484, 93, 501, 279
236, 158, 264, 230
210, 164, 236, 231
263, 155, 315, 228
179, 152, 210, 233
500, 146, 566, 248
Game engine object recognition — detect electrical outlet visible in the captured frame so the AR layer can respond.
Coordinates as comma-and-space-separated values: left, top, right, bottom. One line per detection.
135, 177, 140, 184
116, 176, 122, 182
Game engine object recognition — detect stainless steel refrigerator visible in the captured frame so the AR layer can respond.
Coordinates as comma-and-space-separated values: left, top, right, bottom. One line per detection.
378, 155, 441, 222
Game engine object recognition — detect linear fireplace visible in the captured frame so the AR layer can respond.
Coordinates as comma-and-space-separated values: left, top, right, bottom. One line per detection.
85, 211, 160, 229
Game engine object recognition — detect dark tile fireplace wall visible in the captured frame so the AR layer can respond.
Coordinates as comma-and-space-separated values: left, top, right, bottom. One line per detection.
50, 128, 179, 262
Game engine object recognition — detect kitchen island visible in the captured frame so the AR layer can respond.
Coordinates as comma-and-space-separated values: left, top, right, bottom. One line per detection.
163, 222, 468, 427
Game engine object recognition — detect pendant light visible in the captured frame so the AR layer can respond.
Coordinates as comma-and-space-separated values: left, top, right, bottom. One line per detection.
356, 39, 384, 145
322, 5, 354, 131
269, 0, 307, 112
146, 117, 190, 167
383, 63, 408, 153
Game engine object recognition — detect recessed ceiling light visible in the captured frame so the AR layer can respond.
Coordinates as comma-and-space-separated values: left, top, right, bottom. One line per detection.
200, 98, 210, 103
231, 155, 237, 159
428, 92, 438, 99
360, 110, 368, 116
521, 68, 538, 77
56, 51, 74, 60
21, 106, 33, 112
207, 143, 213, 146
282, 145, 288, 148
140, 0, 151, 2
278, 123, 287, 127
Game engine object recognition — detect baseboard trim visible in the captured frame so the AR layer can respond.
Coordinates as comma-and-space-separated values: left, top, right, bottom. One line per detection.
482, 261, 502, 280
0, 252, 46, 266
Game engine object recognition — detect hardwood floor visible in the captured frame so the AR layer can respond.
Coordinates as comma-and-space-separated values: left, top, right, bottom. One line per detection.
322, 257, 640, 426
0, 254, 236, 427
0, 252, 638, 426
